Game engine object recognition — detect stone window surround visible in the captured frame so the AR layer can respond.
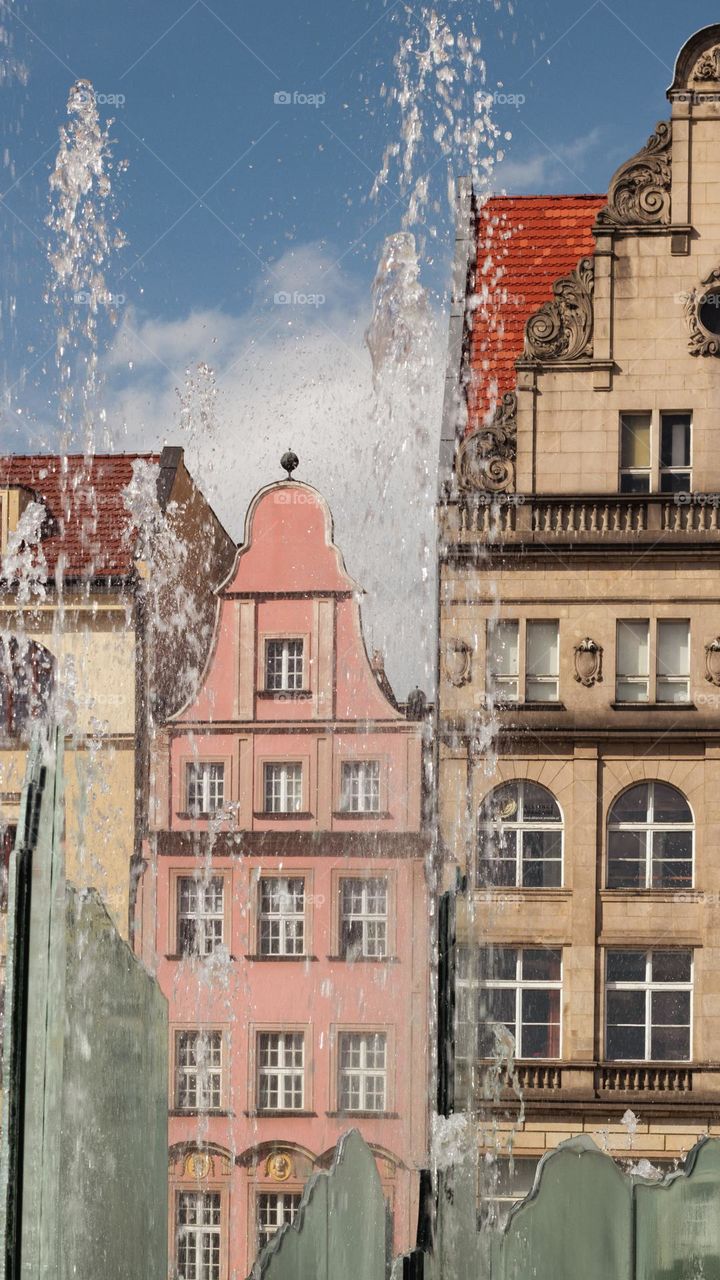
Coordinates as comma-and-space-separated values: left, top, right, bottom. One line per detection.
330, 868, 397, 961
486, 617, 561, 706
614, 617, 691, 705
171, 1022, 231, 1114
248, 1023, 313, 1116
257, 629, 312, 696
328, 1021, 395, 1116
603, 948, 694, 1063
248, 866, 316, 959
167, 866, 233, 958
618, 408, 693, 495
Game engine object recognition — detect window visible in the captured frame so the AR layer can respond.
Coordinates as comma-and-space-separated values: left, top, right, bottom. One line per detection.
0, 824, 16, 913
475, 947, 562, 1059
257, 1032, 304, 1111
340, 761, 380, 813
176, 1191, 221, 1280
616, 620, 649, 702
525, 621, 559, 702
616, 619, 690, 704
660, 413, 691, 493
605, 950, 692, 1061
0, 636, 55, 738
477, 781, 562, 889
177, 876, 225, 956
607, 782, 693, 889
258, 877, 305, 956
175, 1030, 223, 1111
339, 877, 388, 959
338, 1031, 387, 1112
486, 620, 519, 702
479, 1158, 539, 1232
186, 762, 225, 815
257, 1193, 301, 1252
619, 413, 651, 493
263, 763, 302, 814
618, 411, 692, 494
265, 639, 304, 692
656, 620, 690, 703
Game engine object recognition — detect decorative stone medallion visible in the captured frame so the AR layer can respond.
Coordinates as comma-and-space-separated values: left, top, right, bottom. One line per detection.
523, 258, 594, 362
443, 639, 472, 688
705, 638, 720, 686
684, 270, 720, 356
456, 392, 517, 493
185, 1152, 212, 1180
266, 1151, 294, 1182
573, 638, 603, 687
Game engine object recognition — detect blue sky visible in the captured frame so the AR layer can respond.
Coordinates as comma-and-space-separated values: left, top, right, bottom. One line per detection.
1, 0, 719, 690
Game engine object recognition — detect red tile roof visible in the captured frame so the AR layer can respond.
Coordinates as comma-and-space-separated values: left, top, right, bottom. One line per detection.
0, 453, 161, 578
466, 194, 606, 430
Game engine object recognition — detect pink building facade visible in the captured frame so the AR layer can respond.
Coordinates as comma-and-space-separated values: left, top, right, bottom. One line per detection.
138, 477, 429, 1277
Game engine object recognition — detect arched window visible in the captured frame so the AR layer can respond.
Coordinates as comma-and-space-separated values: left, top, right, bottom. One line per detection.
477, 781, 563, 888
606, 782, 693, 889
0, 636, 55, 739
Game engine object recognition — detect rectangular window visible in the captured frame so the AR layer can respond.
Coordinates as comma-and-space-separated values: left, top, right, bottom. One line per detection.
656, 620, 690, 704
186, 761, 225, 815
340, 761, 380, 813
177, 876, 224, 957
338, 1032, 387, 1112
176, 1191, 221, 1280
525, 621, 559, 703
257, 1032, 304, 1111
339, 877, 388, 959
486, 620, 519, 702
605, 950, 692, 1061
175, 1030, 223, 1111
258, 877, 305, 956
616, 620, 650, 703
477, 946, 562, 1059
257, 1193, 301, 1252
265, 639, 304, 692
479, 1158, 540, 1232
263, 763, 302, 814
620, 412, 651, 493
660, 413, 691, 493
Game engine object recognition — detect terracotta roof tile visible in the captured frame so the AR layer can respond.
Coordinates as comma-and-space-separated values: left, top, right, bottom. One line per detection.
466, 194, 606, 430
0, 453, 162, 578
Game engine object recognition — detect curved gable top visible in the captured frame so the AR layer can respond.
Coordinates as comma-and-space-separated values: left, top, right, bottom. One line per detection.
669, 24, 720, 93
225, 481, 360, 595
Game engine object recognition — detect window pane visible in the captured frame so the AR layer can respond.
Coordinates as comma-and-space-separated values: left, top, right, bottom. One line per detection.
651, 1025, 690, 1061
607, 829, 645, 888
621, 413, 651, 469
617, 620, 649, 677
610, 784, 649, 824
607, 1024, 645, 1060
526, 622, 559, 677
607, 950, 646, 982
487, 621, 519, 678
522, 783, 561, 822
607, 989, 645, 1023
479, 947, 517, 981
522, 949, 561, 982
652, 951, 692, 983
657, 620, 689, 679
652, 990, 690, 1025
653, 785, 692, 824
661, 414, 691, 468
481, 988, 516, 1025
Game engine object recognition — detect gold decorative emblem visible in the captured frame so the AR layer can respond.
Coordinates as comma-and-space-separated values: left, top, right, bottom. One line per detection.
185, 1152, 212, 1180
266, 1152, 293, 1182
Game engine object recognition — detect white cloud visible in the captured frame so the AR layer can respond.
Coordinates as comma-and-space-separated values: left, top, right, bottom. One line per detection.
104, 243, 445, 698
492, 127, 606, 193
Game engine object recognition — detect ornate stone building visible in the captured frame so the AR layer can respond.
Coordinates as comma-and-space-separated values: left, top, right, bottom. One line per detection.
437, 23, 720, 1206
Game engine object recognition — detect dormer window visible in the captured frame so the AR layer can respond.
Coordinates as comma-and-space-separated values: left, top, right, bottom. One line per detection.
265, 639, 304, 693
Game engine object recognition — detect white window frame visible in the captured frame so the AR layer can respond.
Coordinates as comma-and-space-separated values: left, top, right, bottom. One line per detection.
175, 1029, 223, 1111
616, 619, 690, 705
176, 875, 225, 957
176, 1190, 222, 1280
263, 762, 303, 814
606, 781, 694, 890
525, 620, 559, 703
477, 947, 563, 1060
659, 411, 692, 493
656, 619, 690, 703
337, 1031, 387, 1112
186, 760, 225, 815
486, 619, 519, 702
339, 877, 388, 959
256, 1192, 302, 1252
265, 638, 304, 693
618, 410, 692, 494
619, 411, 652, 493
340, 760, 381, 813
257, 1031, 305, 1112
477, 780, 563, 889
258, 876, 306, 956
605, 950, 693, 1062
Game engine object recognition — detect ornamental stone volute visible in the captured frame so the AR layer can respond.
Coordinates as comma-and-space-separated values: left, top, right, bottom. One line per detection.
523, 257, 594, 363
456, 392, 517, 494
596, 120, 671, 228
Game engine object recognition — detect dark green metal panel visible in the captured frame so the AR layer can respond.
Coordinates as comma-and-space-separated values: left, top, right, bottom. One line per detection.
635, 1138, 720, 1280
251, 1129, 387, 1280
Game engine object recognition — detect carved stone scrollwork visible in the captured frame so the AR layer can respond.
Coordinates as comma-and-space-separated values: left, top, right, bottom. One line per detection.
574, 637, 603, 687
596, 120, 671, 228
443, 638, 472, 688
523, 258, 594, 363
705, 638, 720, 686
456, 392, 517, 493
684, 268, 720, 357
694, 46, 720, 80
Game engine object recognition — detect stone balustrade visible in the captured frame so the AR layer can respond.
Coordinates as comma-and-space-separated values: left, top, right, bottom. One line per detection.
442, 494, 720, 546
